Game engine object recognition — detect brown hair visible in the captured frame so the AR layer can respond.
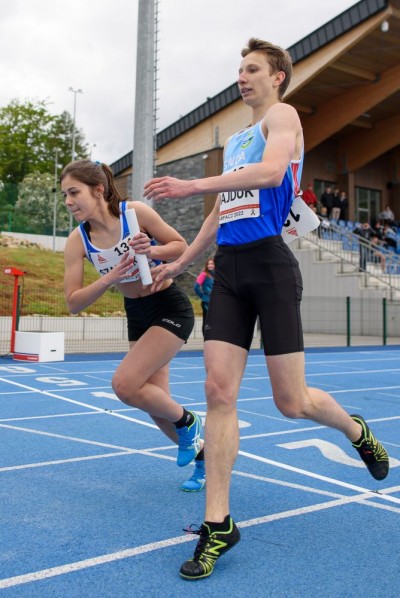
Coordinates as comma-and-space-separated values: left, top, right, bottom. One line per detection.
60, 159, 123, 218
204, 258, 215, 277
241, 38, 293, 99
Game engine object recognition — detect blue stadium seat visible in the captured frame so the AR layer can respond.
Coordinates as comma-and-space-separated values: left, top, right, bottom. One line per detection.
386, 264, 400, 275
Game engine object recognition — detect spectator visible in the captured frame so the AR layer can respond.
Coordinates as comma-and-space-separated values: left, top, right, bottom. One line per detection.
320, 185, 334, 218
379, 205, 395, 225
369, 234, 387, 272
194, 258, 215, 337
382, 223, 397, 249
339, 191, 349, 223
316, 206, 330, 238
354, 222, 371, 271
331, 187, 341, 221
372, 221, 384, 241
301, 183, 318, 209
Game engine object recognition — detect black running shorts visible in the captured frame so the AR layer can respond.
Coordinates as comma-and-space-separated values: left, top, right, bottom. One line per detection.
204, 235, 304, 355
124, 283, 195, 342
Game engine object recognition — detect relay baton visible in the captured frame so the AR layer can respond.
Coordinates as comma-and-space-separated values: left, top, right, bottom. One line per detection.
125, 208, 153, 285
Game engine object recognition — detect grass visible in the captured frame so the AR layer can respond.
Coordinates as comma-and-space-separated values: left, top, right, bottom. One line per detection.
0, 236, 201, 317
1, 239, 126, 317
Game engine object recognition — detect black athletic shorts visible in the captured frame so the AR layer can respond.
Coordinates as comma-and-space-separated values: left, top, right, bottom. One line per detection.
204, 235, 304, 356
124, 283, 195, 342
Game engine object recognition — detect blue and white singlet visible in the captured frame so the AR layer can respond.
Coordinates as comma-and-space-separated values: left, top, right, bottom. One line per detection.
217, 120, 303, 246
78, 201, 160, 284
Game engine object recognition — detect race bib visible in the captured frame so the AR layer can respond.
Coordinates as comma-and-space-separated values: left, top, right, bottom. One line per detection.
219, 188, 260, 223
219, 163, 260, 224
281, 196, 320, 244
94, 236, 140, 283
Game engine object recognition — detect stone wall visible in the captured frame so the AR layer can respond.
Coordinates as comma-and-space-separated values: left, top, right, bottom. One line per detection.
153, 153, 217, 296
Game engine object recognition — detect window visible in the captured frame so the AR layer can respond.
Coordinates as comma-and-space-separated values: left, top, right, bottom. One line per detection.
355, 187, 380, 224
314, 179, 336, 202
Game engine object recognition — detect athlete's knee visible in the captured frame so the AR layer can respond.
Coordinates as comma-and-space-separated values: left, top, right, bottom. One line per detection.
274, 391, 311, 419
205, 375, 236, 411
111, 373, 129, 403
112, 370, 139, 405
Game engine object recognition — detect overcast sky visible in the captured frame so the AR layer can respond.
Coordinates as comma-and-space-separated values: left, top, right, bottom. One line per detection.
0, 0, 357, 166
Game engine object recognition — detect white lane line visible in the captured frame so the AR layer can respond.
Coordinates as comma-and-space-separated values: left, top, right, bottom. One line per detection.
0, 422, 143, 451
240, 415, 400, 440
248, 356, 400, 367
0, 490, 399, 590
325, 386, 400, 393
232, 471, 400, 513
236, 408, 298, 424
0, 423, 177, 470
0, 377, 159, 428
83, 375, 112, 383
238, 449, 400, 505
0, 449, 177, 473
0, 536, 195, 589
0, 451, 135, 472
171, 393, 196, 401
0, 406, 155, 423
238, 493, 400, 531
0, 424, 136, 451
0, 411, 101, 423
0, 391, 36, 396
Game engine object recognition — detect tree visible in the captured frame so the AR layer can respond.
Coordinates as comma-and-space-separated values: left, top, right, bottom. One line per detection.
14, 172, 69, 233
49, 110, 87, 166
0, 99, 88, 194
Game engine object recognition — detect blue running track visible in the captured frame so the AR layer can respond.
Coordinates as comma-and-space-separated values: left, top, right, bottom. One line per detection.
0, 347, 399, 597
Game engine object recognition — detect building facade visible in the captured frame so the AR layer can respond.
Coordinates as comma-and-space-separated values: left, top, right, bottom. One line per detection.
111, 0, 400, 280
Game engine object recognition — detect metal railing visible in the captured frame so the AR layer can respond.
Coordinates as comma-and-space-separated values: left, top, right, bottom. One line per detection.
298, 220, 400, 300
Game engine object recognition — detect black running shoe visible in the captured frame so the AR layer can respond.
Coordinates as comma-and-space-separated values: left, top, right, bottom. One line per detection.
351, 414, 389, 480
180, 518, 240, 580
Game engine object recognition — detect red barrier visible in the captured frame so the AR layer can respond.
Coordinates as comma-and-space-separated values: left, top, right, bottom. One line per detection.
4, 267, 26, 354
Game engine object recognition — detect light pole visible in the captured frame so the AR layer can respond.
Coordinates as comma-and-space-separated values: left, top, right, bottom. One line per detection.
68, 86, 83, 160
52, 148, 59, 251
68, 87, 83, 232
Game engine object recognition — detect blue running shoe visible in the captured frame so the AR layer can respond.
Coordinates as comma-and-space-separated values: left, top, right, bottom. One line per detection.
176, 411, 202, 467
181, 460, 206, 492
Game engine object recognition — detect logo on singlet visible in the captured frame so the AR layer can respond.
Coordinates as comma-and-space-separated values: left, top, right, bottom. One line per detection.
240, 132, 254, 149
97, 255, 107, 263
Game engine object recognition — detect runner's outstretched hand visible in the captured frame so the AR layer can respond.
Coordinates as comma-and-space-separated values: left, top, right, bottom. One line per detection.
144, 177, 195, 201
151, 261, 184, 293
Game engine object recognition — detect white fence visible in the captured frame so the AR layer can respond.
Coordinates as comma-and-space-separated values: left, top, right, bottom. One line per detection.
1, 298, 399, 356
0, 315, 207, 355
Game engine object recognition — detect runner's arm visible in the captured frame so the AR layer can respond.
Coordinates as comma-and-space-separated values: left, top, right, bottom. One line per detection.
151, 198, 220, 292
64, 230, 135, 314
144, 104, 300, 200
127, 200, 188, 262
